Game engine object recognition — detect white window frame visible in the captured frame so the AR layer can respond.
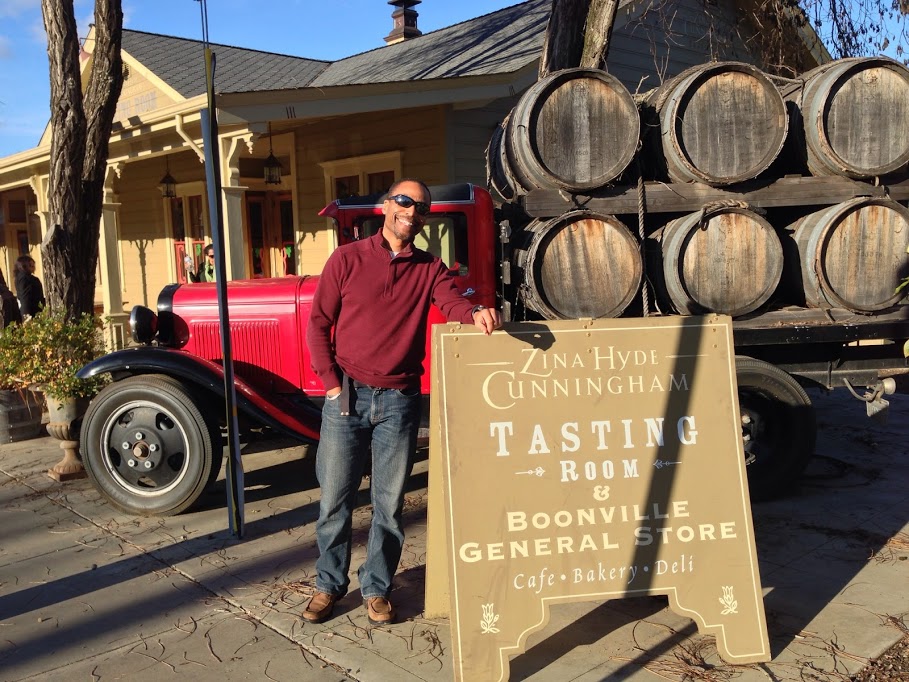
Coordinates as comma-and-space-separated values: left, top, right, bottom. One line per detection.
318, 151, 403, 252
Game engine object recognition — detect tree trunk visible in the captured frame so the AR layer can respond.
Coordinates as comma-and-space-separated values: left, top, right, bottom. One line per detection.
581, 0, 620, 69
539, 0, 588, 78
539, 0, 619, 78
40, 0, 123, 319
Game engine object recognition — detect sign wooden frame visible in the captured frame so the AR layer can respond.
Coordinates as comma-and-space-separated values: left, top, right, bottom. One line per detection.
426, 315, 769, 681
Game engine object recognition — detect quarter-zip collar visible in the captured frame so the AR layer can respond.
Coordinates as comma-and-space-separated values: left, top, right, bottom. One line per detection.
369, 231, 415, 299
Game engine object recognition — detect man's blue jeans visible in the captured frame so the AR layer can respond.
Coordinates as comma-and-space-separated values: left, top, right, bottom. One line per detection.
314, 384, 422, 599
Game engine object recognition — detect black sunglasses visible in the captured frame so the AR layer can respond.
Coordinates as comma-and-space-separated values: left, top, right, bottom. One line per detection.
387, 194, 431, 216
205, 252, 214, 257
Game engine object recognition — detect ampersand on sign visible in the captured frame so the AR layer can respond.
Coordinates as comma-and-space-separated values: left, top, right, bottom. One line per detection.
593, 485, 610, 501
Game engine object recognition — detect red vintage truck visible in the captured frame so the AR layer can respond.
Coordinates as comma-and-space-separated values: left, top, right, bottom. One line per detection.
77, 182, 906, 516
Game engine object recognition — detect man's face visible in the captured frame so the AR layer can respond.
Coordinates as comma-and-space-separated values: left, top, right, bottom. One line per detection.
382, 181, 429, 244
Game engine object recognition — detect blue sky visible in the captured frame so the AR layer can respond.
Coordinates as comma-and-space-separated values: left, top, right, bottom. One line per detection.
0, 0, 520, 158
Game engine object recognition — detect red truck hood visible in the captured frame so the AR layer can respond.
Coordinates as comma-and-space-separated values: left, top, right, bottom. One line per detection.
162, 275, 322, 395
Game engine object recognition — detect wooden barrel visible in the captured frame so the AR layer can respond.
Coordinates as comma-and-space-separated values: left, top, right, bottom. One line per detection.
513, 211, 641, 319
657, 205, 783, 316
791, 57, 909, 179
485, 116, 517, 201
503, 68, 639, 194
793, 197, 909, 311
649, 62, 788, 185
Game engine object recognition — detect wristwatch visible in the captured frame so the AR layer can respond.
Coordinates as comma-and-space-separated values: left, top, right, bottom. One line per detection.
471, 304, 487, 316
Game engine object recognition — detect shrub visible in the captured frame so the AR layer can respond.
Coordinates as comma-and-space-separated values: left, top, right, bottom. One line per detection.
1, 312, 107, 400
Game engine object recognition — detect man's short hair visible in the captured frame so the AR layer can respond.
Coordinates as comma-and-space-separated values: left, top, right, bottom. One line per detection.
388, 178, 431, 204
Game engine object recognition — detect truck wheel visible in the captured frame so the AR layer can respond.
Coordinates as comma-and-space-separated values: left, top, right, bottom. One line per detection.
80, 375, 221, 516
736, 356, 816, 501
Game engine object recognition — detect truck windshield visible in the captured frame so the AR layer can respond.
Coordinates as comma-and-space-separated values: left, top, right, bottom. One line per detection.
355, 212, 470, 275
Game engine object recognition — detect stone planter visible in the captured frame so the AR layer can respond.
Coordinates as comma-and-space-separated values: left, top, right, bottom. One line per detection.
45, 395, 90, 482
0, 388, 44, 443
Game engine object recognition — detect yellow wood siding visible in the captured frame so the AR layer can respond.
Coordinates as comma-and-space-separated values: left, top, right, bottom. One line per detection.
114, 65, 179, 123
116, 153, 207, 308
294, 106, 447, 274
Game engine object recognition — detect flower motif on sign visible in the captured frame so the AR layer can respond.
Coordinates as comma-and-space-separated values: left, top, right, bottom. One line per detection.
480, 603, 500, 634
719, 585, 738, 615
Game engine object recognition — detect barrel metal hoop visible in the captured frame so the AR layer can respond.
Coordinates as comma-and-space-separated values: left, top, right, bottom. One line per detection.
696, 200, 755, 229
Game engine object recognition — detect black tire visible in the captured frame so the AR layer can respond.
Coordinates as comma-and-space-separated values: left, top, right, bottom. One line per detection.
80, 374, 221, 516
736, 356, 816, 501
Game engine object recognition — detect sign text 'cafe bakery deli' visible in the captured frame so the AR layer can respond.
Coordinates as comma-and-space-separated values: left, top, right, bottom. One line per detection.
428, 315, 770, 681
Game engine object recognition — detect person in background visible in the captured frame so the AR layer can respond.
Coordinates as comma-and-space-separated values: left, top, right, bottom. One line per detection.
14, 256, 45, 320
0, 267, 23, 329
304, 178, 501, 626
188, 244, 216, 283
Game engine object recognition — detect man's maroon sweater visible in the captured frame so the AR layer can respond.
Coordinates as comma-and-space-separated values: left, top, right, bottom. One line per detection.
307, 231, 475, 392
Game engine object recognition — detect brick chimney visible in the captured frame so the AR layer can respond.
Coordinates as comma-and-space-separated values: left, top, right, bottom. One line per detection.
384, 0, 422, 45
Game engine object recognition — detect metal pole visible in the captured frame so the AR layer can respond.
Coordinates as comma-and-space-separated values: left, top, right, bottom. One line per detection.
197, 0, 245, 537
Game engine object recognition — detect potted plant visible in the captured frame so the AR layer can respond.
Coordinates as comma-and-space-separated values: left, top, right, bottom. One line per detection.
0, 323, 44, 443
12, 311, 107, 479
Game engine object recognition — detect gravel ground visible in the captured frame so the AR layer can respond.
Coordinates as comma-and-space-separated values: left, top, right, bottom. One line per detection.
852, 634, 909, 681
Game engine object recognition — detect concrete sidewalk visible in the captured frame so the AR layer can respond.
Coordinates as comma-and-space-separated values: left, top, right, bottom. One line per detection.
1, 388, 907, 681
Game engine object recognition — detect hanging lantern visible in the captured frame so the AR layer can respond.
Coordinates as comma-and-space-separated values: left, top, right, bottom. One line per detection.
159, 156, 177, 198
264, 123, 282, 185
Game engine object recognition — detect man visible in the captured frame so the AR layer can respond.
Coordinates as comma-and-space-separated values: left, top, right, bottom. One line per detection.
305, 178, 501, 625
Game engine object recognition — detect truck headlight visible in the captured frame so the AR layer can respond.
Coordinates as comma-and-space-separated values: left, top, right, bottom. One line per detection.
129, 305, 158, 344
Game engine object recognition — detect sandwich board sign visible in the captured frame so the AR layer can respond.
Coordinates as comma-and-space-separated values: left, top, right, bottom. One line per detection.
427, 315, 769, 681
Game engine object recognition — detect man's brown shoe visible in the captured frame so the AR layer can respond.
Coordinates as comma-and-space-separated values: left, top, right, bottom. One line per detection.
365, 596, 396, 625
302, 592, 339, 624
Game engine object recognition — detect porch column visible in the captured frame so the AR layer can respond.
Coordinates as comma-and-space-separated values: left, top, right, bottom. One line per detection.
99, 165, 129, 349
221, 185, 248, 280
28, 175, 49, 279
220, 132, 256, 280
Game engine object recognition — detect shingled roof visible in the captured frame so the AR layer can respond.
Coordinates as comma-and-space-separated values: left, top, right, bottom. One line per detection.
121, 30, 330, 98
120, 0, 549, 99
310, 0, 549, 88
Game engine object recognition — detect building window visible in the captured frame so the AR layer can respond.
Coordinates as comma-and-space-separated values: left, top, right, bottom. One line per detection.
319, 152, 403, 250
320, 152, 402, 201
7, 200, 26, 224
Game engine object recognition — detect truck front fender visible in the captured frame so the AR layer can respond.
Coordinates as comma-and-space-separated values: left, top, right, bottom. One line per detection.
79, 347, 321, 443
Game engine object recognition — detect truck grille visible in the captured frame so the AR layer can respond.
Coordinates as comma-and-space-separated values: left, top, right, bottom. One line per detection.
190, 320, 286, 389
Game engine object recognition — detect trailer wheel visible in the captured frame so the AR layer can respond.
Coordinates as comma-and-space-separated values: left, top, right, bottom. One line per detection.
736, 356, 816, 501
80, 375, 221, 516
